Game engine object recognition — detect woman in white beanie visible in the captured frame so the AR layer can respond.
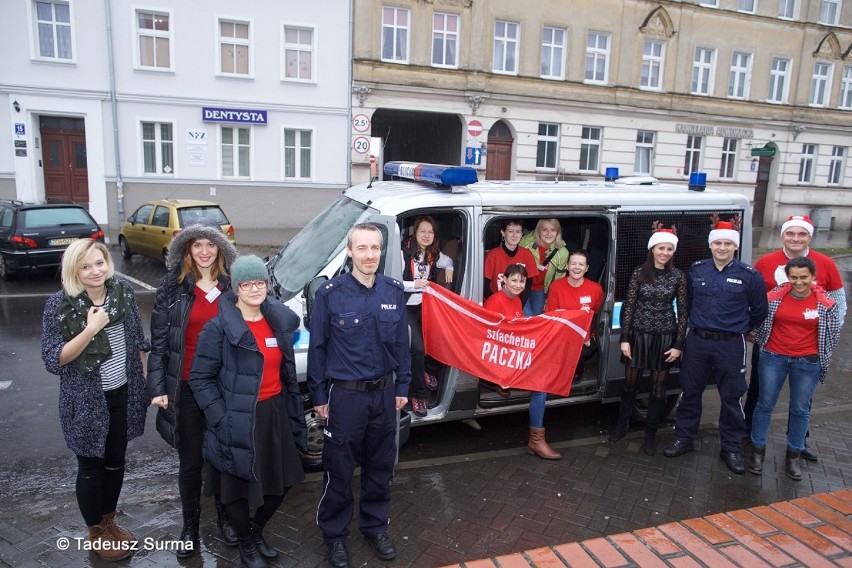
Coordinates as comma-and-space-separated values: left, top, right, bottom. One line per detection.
611, 223, 688, 455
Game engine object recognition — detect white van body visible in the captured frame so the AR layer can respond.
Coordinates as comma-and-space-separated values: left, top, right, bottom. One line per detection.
268, 164, 752, 463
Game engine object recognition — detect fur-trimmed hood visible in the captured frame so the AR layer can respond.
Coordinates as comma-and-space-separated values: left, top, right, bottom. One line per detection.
166, 216, 238, 271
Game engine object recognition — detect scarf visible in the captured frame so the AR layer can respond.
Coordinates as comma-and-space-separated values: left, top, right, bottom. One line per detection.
57, 277, 131, 373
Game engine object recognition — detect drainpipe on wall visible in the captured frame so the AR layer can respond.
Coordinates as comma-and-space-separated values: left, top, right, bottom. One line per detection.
346, 0, 353, 188
104, 0, 124, 223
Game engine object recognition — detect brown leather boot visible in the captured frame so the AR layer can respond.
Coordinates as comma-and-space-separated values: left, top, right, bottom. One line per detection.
527, 427, 561, 460
87, 519, 131, 561
103, 511, 135, 543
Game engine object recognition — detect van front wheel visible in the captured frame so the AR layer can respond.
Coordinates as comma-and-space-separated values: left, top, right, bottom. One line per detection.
631, 393, 680, 424
300, 393, 325, 470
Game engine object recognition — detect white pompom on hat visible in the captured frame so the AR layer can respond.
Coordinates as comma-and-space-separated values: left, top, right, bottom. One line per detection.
708, 220, 740, 247
780, 215, 814, 236
647, 229, 678, 251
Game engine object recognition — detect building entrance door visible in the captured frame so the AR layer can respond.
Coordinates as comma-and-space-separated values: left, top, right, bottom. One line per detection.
485, 121, 512, 180
752, 155, 773, 228
40, 116, 89, 205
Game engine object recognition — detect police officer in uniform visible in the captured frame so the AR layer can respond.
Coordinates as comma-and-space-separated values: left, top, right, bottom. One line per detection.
308, 223, 411, 568
663, 218, 767, 475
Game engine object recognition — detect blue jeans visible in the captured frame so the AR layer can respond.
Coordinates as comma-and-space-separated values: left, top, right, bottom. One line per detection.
524, 289, 546, 317
750, 349, 821, 452
529, 391, 546, 428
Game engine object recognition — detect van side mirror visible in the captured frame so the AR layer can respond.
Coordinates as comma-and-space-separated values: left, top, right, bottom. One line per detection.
303, 275, 327, 328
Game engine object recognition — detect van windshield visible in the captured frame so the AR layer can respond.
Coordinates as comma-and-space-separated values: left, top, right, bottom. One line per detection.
269, 196, 371, 301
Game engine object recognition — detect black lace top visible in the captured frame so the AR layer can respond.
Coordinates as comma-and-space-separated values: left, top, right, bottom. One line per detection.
619, 266, 688, 349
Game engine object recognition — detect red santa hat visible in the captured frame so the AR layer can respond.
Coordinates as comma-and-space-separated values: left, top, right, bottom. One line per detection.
647, 228, 678, 251
708, 220, 740, 247
780, 215, 814, 236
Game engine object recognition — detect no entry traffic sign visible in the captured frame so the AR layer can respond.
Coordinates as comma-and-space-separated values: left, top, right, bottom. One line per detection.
468, 120, 483, 138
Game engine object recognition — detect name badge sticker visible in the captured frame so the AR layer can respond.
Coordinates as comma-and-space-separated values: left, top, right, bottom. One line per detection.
579, 295, 592, 304
205, 287, 221, 303
265, 337, 278, 348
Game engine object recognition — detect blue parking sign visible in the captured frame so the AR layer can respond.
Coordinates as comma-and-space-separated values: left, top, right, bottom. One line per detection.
14, 123, 25, 136
464, 147, 482, 166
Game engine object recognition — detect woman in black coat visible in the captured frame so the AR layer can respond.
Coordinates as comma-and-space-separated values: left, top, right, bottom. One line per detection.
146, 217, 238, 556
190, 256, 306, 568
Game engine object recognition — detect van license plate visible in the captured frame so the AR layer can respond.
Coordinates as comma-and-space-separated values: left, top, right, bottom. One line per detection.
49, 237, 78, 246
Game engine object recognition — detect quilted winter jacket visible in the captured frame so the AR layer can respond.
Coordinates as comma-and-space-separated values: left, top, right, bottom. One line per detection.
188, 291, 306, 482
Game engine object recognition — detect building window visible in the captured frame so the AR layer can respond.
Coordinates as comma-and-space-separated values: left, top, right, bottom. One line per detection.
283, 26, 313, 80
820, 0, 840, 24
634, 130, 655, 174
779, 0, 797, 18
536, 123, 559, 170
381, 6, 409, 63
136, 10, 171, 69
35, 1, 72, 60
691, 47, 715, 95
284, 129, 312, 179
432, 13, 459, 68
540, 27, 566, 79
810, 61, 833, 107
768, 57, 790, 103
493, 20, 519, 74
641, 40, 664, 90
579, 127, 601, 172
798, 144, 816, 183
841, 66, 852, 109
584, 32, 610, 84
141, 122, 173, 175
222, 126, 250, 178
699, 0, 719, 5
737, 0, 756, 13
828, 146, 845, 184
728, 52, 751, 99
218, 19, 250, 76
720, 138, 738, 179
684, 135, 703, 176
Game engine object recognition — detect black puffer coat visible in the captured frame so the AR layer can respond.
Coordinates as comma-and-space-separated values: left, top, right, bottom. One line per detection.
188, 291, 306, 482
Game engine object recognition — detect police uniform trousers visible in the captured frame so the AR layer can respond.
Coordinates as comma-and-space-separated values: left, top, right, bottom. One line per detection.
317, 381, 397, 543
674, 331, 748, 452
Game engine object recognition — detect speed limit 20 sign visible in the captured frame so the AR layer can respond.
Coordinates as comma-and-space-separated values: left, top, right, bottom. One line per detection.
353, 136, 370, 154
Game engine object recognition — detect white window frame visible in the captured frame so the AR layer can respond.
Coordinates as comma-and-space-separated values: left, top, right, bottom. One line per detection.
536, 123, 559, 170
32, 0, 76, 62
431, 12, 459, 69
579, 126, 601, 173
540, 26, 566, 80
634, 130, 655, 175
492, 20, 520, 75
216, 17, 252, 78
282, 127, 314, 180
737, 0, 757, 13
828, 146, 845, 185
381, 6, 409, 64
699, 0, 719, 6
768, 57, 791, 103
820, 0, 841, 25
640, 39, 665, 91
220, 125, 252, 179
282, 24, 316, 82
139, 120, 175, 176
841, 65, 852, 109
133, 7, 174, 71
779, 0, 798, 18
584, 32, 610, 85
720, 138, 738, 180
798, 144, 816, 183
728, 52, 751, 99
809, 61, 833, 107
691, 47, 716, 96
684, 135, 703, 176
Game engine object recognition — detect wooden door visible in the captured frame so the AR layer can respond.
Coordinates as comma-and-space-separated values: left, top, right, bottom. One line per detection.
485, 121, 513, 180
41, 119, 88, 205
752, 156, 772, 228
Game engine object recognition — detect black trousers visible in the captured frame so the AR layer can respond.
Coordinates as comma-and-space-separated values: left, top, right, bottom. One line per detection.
177, 381, 205, 512
407, 304, 428, 398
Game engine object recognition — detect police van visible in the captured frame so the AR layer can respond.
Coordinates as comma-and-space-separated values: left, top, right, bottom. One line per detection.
267, 162, 752, 466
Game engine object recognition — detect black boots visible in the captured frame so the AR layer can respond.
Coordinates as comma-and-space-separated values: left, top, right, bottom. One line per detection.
786, 450, 803, 481
238, 534, 269, 568
643, 395, 668, 456
608, 391, 636, 442
250, 519, 278, 559
748, 446, 765, 475
216, 496, 239, 546
176, 507, 200, 558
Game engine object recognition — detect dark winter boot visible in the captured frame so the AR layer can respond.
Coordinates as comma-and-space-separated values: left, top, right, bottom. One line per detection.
748, 446, 765, 475
176, 507, 200, 558
608, 391, 636, 442
216, 496, 239, 546
785, 450, 803, 481
238, 534, 269, 568
642, 395, 668, 456
250, 519, 278, 559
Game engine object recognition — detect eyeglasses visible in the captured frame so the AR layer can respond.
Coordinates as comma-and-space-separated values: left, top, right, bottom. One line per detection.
238, 280, 268, 291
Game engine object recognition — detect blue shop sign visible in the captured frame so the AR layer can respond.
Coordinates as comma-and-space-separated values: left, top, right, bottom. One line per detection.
202, 107, 267, 125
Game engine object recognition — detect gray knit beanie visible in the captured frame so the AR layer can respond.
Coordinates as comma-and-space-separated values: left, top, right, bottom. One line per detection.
230, 255, 269, 289
166, 216, 238, 271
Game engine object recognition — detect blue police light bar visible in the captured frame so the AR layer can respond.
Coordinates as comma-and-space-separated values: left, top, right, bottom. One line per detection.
383, 161, 478, 186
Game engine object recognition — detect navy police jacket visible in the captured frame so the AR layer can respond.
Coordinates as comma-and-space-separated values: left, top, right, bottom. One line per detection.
687, 258, 768, 334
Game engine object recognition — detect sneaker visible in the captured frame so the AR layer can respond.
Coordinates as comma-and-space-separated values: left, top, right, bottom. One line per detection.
424, 372, 439, 391
411, 397, 428, 417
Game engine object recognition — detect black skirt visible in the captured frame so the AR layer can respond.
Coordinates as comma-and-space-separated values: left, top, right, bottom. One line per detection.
622, 331, 678, 372
205, 392, 305, 508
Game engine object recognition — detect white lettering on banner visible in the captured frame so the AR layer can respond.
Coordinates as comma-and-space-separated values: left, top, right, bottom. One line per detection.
486, 329, 537, 349
726, 278, 743, 285
202, 109, 267, 123
481, 342, 532, 370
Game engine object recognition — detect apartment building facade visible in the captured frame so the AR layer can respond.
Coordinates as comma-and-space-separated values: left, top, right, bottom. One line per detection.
1, 0, 352, 235
351, 0, 852, 230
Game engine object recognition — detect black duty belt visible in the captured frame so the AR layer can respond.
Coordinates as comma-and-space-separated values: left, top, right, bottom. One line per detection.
330, 374, 392, 392
692, 328, 741, 341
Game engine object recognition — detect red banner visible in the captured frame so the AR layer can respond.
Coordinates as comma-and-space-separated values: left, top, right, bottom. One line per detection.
421, 286, 593, 396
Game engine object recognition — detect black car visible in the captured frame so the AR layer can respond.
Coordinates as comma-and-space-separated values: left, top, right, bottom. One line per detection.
0, 200, 105, 279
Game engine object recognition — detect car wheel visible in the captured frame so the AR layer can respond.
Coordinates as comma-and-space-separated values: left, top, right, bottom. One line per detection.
118, 236, 132, 259
631, 393, 680, 424
0, 255, 16, 281
300, 392, 324, 470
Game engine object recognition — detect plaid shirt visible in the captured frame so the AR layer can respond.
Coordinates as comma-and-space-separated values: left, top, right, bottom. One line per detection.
755, 283, 841, 383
